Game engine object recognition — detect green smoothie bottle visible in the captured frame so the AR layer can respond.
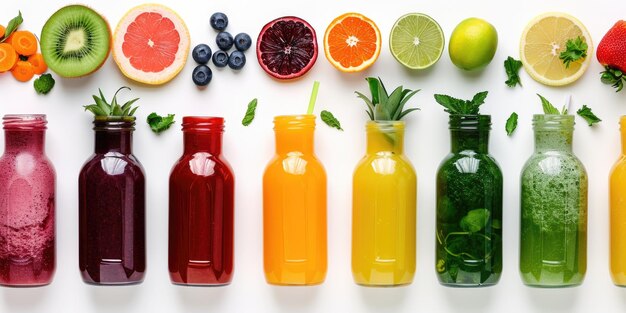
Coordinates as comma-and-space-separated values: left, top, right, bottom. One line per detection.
519, 114, 587, 287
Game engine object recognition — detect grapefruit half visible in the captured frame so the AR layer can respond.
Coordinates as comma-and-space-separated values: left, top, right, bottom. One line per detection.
112, 4, 190, 85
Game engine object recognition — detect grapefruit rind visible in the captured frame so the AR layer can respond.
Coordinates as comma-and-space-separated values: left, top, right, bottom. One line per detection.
112, 3, 190, 85
519, 12, 593, 87
323, 13, 381, 73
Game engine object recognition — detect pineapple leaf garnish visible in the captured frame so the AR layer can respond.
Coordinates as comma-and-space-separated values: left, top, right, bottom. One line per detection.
356, 77, 420, 121
84, 86, 139, 118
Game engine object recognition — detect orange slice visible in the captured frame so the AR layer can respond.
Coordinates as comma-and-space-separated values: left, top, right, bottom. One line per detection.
324, 13, 381, 72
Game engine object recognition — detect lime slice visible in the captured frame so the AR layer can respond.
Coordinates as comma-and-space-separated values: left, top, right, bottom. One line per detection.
390, 13, 444, 70
520, 12, 592, 86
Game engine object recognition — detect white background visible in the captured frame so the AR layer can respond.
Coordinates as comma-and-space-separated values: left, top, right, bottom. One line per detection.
1, 0, 625, 312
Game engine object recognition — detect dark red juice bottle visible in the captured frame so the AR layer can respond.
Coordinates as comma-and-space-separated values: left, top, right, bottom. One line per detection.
169, 117, 234, 285
79, 117, 146, 285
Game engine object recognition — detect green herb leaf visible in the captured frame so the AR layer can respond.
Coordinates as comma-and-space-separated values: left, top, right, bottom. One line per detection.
2, 11, 23, 42
147, 113, 175, 133
434, 91, 488, 115
559, 36, 588, 68
576, 105, 601, 126
242, 98, 257, 126
320, 110, 343, 131
504, 56, 523, 87
505, 112, 518, 136
537, 94, 560, 115
460, 209, 490, 233
33, 73, 55, 94
85, 86, 139, 118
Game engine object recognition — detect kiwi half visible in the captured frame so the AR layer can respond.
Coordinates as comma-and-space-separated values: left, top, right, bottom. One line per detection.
41, 5, 111, 78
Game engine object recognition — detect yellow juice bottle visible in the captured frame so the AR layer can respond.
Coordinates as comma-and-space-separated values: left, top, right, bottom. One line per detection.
610, 116, 626, 286
352, 121, 417, 286
263, 115, 327, 285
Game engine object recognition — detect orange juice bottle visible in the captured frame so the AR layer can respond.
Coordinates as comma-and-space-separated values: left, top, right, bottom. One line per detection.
610, 116, 626, 286
263, 115, 327, 285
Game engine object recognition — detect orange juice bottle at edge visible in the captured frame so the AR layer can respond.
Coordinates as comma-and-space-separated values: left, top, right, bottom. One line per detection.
263, 115, 327, 285
610, 116, 626, 286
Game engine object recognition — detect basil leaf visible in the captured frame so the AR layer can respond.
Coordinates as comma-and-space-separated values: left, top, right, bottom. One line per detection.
2, 11, 23, 42
460, 209, 490, 233
537, 94, 560, 114
320, 110, 343, 131
147, 113, 175, 133
576, 105, 601, 126
505, 112, 518, 136
242, 98, 257, 126
504, 56, 523, 87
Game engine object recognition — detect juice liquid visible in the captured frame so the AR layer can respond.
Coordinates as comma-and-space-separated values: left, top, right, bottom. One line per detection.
610, 116, 626, 286
263, 115, 327, 285
352, 121, 416, 286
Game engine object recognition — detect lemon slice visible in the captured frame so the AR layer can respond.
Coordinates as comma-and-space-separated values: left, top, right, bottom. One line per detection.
390, 13, 444, 70
520, 12, 593, 86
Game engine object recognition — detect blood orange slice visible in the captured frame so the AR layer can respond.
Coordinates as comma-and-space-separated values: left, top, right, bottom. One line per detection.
324, 13, 381, 72
256, 16, 318, 80
112, 4, 190, 85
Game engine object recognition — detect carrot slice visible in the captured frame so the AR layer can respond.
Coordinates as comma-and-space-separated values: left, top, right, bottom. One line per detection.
11, 31, 37, 56
0, 43, 17, 72
11, 60, 35, 82
28, 53, 47, 74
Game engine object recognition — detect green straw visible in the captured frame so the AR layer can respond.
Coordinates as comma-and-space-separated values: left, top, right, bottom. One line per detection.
306, 81, 320, 115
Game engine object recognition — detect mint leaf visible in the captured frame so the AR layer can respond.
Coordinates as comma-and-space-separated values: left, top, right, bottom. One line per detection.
576, 105, 601, 126
505, 112, 518, 136
320, 110, 343, 131
147, 113, 175, 133
434, 91, 488, 115
460, 209, 490, 233
504, 56, 523, 87
2, 11, 23, 42
559, 36, 588, 68
33, 74, 55, 94
537, 94, 560, 114
242, 98, 257, 126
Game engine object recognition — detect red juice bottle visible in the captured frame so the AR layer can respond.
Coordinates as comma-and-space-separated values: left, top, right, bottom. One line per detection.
169, 117, 234, 285
0, 115, 56, 287
78, 117, 146, 285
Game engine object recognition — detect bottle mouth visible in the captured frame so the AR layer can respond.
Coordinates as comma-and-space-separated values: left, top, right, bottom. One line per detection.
533, 114, 574, 131
182, 116, 224, 132
366, 120, 405, 132
3, 114, 47, 130
449, 114, 491, 131
274, 114, 316, 131
93, 117, 136, 131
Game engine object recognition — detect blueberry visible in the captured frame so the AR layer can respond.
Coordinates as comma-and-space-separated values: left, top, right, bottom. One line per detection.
192, 44, 212, 64
216, 32, 234, 51
228, 51, 246, 70
192, 65, 212, 86
212, 50, 229, 68
210, 12, 228, 31
234, 33, 252, 51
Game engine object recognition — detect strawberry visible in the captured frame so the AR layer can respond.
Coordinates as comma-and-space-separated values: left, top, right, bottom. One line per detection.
597, 21, 626, 92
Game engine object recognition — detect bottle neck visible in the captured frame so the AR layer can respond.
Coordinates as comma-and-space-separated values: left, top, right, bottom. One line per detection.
95, 130, 133, 154
449, 115, 491, 154
533, 115, 574, 153
366, 121, 404, 154
184, 132, 222, 155
451, 130, 489, 154
275, 129, 314, 155
4, 130, 45, 154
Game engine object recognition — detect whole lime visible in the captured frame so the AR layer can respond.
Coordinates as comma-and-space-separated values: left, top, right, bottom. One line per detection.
449, 18, 498, 71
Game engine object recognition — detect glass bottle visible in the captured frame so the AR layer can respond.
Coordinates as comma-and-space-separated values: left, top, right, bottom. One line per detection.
435, 115, 503, 287
169, 117, 234, 286
78, 117, 146, 285
263, 115, 327, 286
611, 116, 626, 286
0, 115, 55, 287
352, 121, 417, 286
520, 114, 587, 287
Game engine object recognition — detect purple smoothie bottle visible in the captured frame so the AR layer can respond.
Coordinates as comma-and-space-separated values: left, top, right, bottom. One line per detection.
0, 114, 56, 287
